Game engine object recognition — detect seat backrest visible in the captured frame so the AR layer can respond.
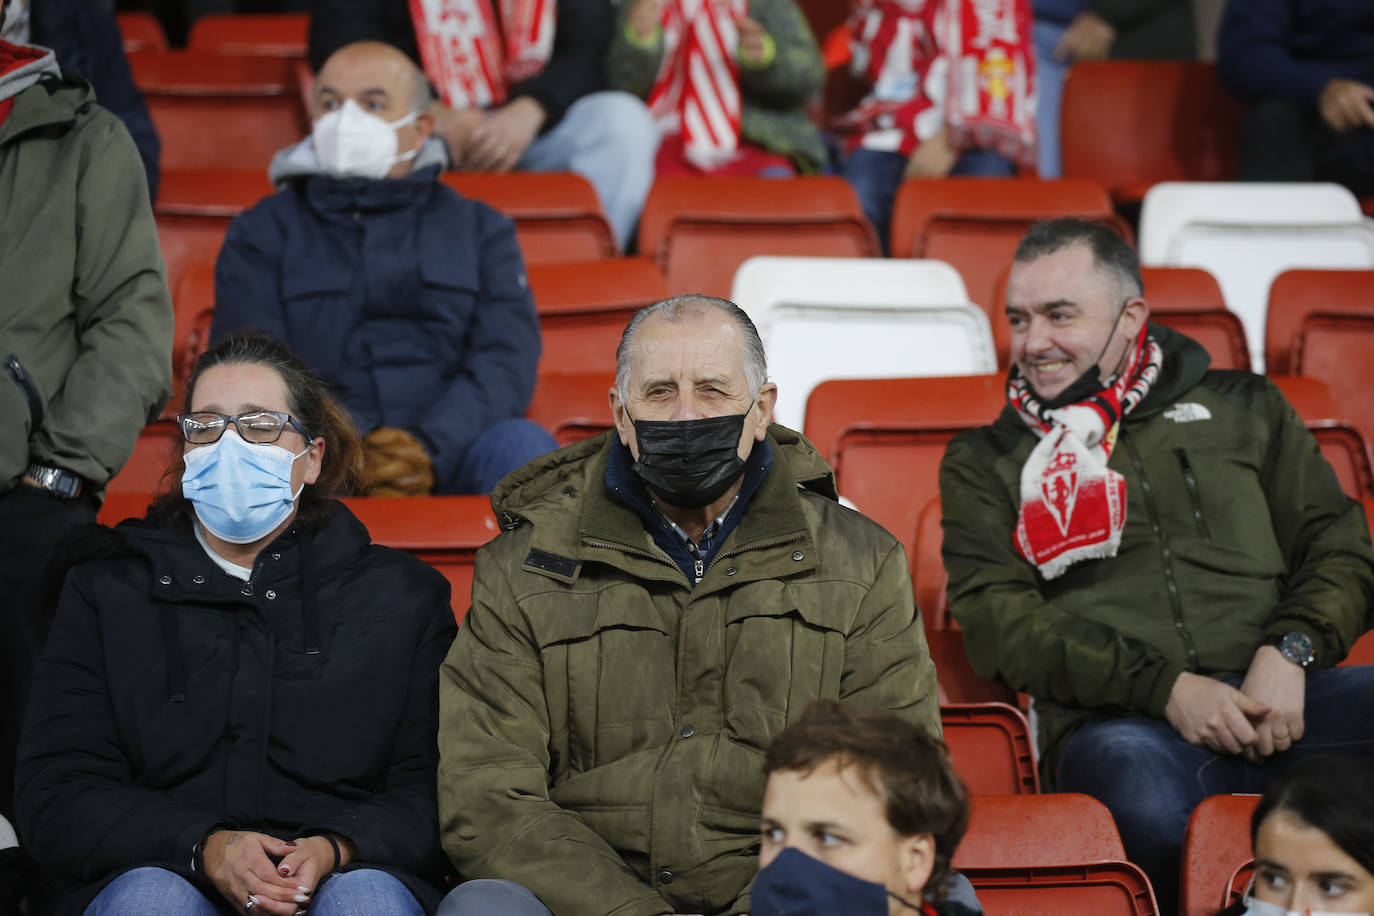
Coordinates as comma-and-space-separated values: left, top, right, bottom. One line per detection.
1149, 310, 1251, 371
128, 51, 307, 171
1269, 375, 1374, 499
804, 374, 1006, 566
97, 491, 157, 526
638, 176, 880, 298
732, 257, 995, 430
341, 495, 500, 623
442, 172, 617, 263
526, 372, 617, 446
1181, 794, 1260, 916
1060, 61, 1240, 203
1138, 182, 1374, 372
912, 497, 949, 630
187, 13, 310, 58
890, 178, 1126, 357
940, 703, 1039, 795
156, 214, 233, 300
1266, 268, 1374, 374
107, 423, 182, 494
961, 861, 1159, 916
154, 168, 276, 217
116, 11, 168, 53
172, 263, 218, 402
528, 258, 668, 375
926, 630, 1017, 706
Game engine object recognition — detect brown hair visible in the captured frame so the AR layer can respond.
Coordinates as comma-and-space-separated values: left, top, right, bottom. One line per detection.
148, 330, 365, 528
764, 700, 970, 902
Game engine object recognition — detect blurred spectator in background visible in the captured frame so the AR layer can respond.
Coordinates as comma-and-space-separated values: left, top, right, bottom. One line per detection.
308, 0, 656, 251
836, 0, 1036, 254
212, 41, 554, 497
605, 0, 827, 177
4, 0, 161, 199
1032, 0, 1194, 178
1217, 0, 1374, 198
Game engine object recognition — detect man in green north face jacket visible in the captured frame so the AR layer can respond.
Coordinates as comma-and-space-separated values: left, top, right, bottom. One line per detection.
436, 295, 941, 916
940, 218, 1374, 915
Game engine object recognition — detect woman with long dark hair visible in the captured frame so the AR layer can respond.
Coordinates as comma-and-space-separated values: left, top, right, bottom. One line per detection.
16, 331, 456, 916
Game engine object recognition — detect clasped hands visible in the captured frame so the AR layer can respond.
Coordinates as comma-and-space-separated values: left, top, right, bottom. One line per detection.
1164, 645, 1306, 764
203, 830, 351, 915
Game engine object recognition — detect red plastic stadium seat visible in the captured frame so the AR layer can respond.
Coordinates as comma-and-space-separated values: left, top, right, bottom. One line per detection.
637, 176, 879, 298
1181, 794, 1260, 916
106, 422, 181, 495
97, 492, 156, 526
1269, 375, 1374, 500
341, 496, 500, 623
154, 169, 272, 294
1266, 269, 1374, 457
912, 498, 949, 630
528, 258, 668, 375
1140, 266, 1250, 370
926, 630, 1017, 706
116, 12, 168, 53
128, 51, 307, 172
526, 372, 617, 446
1061, 61, 1241, 204
167, 263, 218, 413
941, 702, 1039, 795
955, 794, 1158, 916
890, 178, 1127, 362
187, 13, 309, 58
442, 172, 616, 264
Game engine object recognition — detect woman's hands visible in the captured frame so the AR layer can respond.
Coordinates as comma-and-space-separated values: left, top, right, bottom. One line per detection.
204, 831, 354, 914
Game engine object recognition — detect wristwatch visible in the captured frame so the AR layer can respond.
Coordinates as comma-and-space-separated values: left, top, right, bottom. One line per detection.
25, 462, 83, 499
1268, 632, 1316, 669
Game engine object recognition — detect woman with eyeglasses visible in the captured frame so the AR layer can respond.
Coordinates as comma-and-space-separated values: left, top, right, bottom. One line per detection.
15, 331, 457, 916
1217, 755, 1374, 916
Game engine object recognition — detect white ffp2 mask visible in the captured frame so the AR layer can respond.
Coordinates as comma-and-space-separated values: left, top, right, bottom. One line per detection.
312, 99, 420, 179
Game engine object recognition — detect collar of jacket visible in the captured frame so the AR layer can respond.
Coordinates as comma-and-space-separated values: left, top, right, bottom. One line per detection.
300, 162, 444, 220
494, 425, 839, 589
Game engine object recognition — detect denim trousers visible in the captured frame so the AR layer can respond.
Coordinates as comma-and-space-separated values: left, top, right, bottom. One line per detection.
1031, 19, 1069, 179
1056, 664, 1374, 916
448, 418, 558, 496
84, 866, 424, 916
436, 879, 554, 916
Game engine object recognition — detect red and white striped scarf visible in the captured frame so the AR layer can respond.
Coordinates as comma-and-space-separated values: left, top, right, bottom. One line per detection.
839, 0, 1035, 163
647, 0, 747, 171
1010, 326, 1162, 579
409, 0, 557, 110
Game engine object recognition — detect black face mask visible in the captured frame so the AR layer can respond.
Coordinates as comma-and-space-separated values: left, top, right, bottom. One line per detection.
629, 410, 750, 510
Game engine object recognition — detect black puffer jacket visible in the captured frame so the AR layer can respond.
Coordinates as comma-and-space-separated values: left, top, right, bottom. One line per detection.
15, 502, 456, 915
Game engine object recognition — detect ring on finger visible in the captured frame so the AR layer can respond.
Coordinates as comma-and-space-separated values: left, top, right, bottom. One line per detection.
245, 895, 259, 911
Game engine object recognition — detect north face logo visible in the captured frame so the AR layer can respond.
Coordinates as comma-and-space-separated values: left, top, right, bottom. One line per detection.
1164, 403, 1213, 423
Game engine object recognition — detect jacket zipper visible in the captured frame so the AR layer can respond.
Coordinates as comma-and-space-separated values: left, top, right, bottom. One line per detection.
1176, 449, 1212, 541
582, 537, 678, 568
5, 354, 44, 430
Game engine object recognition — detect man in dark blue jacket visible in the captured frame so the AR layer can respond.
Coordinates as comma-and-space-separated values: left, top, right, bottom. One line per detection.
1217, 0, 1374, 197
212, 40, 556, 496
3, 0, 162, 200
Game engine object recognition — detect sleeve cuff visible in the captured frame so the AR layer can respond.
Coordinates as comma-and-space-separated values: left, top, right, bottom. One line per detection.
739, 33, 777, 68
1138, 658, 1188, 719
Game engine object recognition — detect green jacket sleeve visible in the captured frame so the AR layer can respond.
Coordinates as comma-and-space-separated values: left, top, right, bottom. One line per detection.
438, 548, 675, 916
605, 4, 665, 100
842, 538, 944, 739
736, 0, 825, 110
939, 435, 1187, 718
29, 112, 173, 489
1257, 380, 1374, 665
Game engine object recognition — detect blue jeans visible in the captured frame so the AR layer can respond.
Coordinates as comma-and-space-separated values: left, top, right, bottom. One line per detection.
1032, 19, 1069, 179
842, 146, 1016, 255
518, 91, 659, 252
449, 418, 557, 495
436, 879, 553, 916
1056, 665, 1374, 916
85, 866, 424, 916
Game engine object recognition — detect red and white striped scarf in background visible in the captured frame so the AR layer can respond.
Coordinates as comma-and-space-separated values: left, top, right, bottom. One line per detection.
1010, 326, 1162, 580
409, 0, 557, 110
646, 0, 748, 171
839, 0, 1034, 164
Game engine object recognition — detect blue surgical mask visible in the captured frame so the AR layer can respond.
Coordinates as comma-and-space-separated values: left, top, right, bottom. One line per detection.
752, 847, 922, 916
182, 431, 309, 545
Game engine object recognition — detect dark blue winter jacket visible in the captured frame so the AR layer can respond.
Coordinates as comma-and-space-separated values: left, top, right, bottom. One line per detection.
32, 0, 160, 201
1218, 0, 1374, 109
211, 140, 540, 493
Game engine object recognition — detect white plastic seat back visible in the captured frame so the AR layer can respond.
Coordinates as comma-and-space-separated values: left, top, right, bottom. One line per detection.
1139, 182, 1374, 372
730, 257, 996, 431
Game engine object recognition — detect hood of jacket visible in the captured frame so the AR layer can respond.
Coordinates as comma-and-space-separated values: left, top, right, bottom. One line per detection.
0, 38, 57, 103
269, 133, 449, 185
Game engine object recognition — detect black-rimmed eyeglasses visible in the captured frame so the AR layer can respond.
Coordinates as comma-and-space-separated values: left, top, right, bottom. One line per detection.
176, 411, 311, 445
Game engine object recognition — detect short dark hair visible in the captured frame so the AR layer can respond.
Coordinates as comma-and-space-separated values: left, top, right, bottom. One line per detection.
764, 700, 969, 902
148, 330, 365, 528
1013, 217, 1143, 302
1251, 755, 1374, 878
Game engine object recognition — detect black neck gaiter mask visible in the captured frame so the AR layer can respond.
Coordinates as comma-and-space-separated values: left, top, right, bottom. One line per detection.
629, 411, 750, 510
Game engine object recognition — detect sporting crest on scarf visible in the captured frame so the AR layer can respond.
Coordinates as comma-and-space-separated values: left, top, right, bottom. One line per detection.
646, 0, 748, 171
1011, 326, 1162, 579
409, 0, 557, 109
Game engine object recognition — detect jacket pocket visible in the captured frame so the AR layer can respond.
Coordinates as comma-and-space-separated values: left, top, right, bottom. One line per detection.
5, 355, 44, 431
1176, 448, 1212, 541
